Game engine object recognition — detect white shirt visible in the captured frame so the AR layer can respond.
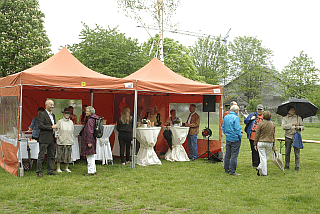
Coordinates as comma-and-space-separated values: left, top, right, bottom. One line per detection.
46, 109, 55, 125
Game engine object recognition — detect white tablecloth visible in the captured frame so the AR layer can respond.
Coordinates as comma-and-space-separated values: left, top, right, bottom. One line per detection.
136, 127, 162, 166
18, 139, 39, 162
73, 125, 84, 162
162, 126, 190, 162
95, 125, 114, 165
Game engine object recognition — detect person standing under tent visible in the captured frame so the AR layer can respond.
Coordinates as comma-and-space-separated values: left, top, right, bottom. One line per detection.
185, 104, 200, 161
81, 106, 99, 176
116, 107, 133, 166
68, 106, 77, 124
56, 108, 74, 173
28, 107, 45, 141
36, 99, 57, 177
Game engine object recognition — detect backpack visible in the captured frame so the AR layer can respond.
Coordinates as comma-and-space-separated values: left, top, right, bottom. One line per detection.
93, 117, 104, 138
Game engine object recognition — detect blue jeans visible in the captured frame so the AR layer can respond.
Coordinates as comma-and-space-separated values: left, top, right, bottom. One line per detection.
224, 140, 241, 174
187, 135, 197, 159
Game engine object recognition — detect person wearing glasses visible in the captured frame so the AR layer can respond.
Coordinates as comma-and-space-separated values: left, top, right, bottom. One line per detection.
244, 104, 264, 168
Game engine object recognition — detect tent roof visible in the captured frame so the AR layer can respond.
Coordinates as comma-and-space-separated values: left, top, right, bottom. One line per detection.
124, 57, 222, 95
0, 47, 133, 91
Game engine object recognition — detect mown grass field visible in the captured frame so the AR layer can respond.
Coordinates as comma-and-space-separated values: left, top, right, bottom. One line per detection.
0, 124, 319, 213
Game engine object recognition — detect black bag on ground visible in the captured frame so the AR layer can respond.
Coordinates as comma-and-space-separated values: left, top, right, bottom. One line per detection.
163, 128, 172, 150
94, 117, 104, 138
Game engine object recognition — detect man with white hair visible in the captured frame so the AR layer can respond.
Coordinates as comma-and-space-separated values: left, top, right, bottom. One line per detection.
223, 101, 238, 119
36, 99, 57, 177
222, 105, 242, 176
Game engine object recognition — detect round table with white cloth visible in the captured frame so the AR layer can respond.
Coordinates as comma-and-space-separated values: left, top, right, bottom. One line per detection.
162, 126, 190, 162
94, 125, 115, 165
136, 127, 162, 166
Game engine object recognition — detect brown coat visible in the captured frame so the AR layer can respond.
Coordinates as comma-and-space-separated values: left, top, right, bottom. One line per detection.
186, 112, 200, 135
254, 120, 275, 146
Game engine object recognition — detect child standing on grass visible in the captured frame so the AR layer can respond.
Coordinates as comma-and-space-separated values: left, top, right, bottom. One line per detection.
56, 108, 74, 173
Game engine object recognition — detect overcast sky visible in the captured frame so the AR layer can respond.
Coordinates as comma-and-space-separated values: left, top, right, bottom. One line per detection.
39, 0, 320, 72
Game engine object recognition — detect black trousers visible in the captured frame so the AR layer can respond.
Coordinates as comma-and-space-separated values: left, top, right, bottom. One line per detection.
118, 131, 132, 163
36, 137, 56, 174
249, 139, 260, 167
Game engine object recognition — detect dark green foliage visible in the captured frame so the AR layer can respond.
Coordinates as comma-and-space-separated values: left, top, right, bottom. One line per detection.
0, 0, 52, 77
66, 23, 147, 78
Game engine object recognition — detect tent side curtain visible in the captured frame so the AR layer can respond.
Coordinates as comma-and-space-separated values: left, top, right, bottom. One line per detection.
0, 91, 20, 176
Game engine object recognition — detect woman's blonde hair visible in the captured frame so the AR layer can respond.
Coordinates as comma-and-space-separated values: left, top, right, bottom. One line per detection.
121, 107, 131, 124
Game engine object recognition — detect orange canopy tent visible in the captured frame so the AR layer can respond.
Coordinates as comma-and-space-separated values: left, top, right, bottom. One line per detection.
124, 58, 223, 161
0, 47, 135, 176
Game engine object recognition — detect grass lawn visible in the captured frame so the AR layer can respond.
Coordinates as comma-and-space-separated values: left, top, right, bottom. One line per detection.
0, 124, 320, 213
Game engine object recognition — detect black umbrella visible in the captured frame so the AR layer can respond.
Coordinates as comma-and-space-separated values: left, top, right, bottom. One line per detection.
163, 128, 172, 150
276, 99, 318, 119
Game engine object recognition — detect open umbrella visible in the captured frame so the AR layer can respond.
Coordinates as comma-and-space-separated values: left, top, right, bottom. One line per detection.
276, 99, 318, 119
271, 151, 285, 174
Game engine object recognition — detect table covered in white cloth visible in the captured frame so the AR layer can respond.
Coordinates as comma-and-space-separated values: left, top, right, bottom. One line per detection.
18, 139, 39, 162
72, 125, 84, 162
136, 127, 162, 166
162, 126, 190, 162
95, 125, 114, 165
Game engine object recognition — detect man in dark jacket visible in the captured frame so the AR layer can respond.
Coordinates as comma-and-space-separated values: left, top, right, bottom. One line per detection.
244, 104, 264, 168
36, 99, 57, 177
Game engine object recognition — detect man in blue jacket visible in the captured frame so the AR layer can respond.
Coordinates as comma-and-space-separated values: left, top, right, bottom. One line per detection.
222, 105, 242, 176
244, 104, 264, 167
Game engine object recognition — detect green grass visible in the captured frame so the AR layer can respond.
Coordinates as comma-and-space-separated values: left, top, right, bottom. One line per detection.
1, 125, 320, 213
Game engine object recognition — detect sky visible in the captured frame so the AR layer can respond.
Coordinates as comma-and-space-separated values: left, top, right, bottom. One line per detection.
38, 0, 320, 72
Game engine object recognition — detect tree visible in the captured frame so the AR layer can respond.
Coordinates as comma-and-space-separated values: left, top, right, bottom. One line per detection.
141, 35, 203, 82
227, 36, 274, 104
66, 23, 147, 78
117, 0, 181, 63
189, 36, 228, 85
281, 51, 319, 99
0, 0, 52, 77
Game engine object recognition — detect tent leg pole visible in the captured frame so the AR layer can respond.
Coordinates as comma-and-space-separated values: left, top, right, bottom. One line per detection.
130, 90, 138, 169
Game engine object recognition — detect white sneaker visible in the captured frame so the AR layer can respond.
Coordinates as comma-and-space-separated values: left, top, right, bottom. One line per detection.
121, 163, 125, 166
64, 169, 71, 173
56, 169, 62, 173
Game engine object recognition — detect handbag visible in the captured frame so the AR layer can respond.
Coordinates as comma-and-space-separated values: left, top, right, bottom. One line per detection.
292, 132, 303, 149
292, 117, 303, 149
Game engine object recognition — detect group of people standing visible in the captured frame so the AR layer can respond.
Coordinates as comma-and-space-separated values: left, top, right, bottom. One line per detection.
31, 99, 99, 177
222, 102, 304, 176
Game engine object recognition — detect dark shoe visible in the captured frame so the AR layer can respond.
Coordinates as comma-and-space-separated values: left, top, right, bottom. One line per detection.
256, 168, 262, 176
284, 166, 289, 170
47, 172, 57, 175
83, 173, 95, 176
37, 173, 43, 178
293, 167, 299, 172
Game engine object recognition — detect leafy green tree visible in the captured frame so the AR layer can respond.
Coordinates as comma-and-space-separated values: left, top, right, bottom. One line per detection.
308, 86, 320, 117
0, 0, 52, 77
227, 36, 274, 104
141, 35, 204, 82
281, 51, 319, 99
66, 23, 147, 78
190, 36, 228, 85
